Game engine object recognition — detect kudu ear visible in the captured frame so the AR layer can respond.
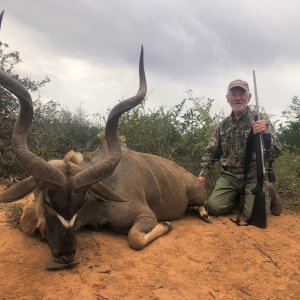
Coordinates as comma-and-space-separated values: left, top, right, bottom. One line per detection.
90, 183, 130, 203
0, 176, 36, 203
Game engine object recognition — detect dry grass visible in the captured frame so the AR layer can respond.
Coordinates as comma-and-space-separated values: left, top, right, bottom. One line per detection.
2, 203, 24, 229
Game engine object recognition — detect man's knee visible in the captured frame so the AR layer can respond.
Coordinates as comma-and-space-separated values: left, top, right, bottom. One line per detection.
207, 200, 224, 216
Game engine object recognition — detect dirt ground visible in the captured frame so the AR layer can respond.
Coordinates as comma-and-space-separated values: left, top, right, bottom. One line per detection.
0, 189, 299, 300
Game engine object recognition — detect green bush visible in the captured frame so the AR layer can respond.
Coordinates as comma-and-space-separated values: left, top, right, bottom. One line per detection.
274, 151, 300, 197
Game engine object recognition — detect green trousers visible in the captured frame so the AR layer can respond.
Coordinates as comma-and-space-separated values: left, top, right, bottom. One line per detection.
207, 170, 270, 220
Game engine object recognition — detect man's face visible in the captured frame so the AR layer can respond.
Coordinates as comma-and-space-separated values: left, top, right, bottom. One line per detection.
226, 87, 251, 115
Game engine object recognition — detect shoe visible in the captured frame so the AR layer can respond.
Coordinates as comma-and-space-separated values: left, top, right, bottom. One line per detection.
267, 182, 283, 216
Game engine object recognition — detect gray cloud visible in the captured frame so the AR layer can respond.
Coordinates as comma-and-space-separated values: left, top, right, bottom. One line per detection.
1, 0, 300, 119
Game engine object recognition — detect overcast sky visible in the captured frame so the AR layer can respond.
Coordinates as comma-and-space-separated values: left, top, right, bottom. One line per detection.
1, 0, 300, 121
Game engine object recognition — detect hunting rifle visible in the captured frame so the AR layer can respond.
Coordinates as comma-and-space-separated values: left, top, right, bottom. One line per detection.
247, 70, 267, 228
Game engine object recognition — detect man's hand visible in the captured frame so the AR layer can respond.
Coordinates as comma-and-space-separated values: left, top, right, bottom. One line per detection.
252, 119, 267, 134
198, 176, 206, 185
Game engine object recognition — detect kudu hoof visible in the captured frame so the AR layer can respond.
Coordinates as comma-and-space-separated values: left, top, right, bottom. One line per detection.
199, 215, 212, 224
162, 221, 172, 231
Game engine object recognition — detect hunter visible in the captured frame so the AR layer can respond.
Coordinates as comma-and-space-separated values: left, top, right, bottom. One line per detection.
198, 79, 282, 222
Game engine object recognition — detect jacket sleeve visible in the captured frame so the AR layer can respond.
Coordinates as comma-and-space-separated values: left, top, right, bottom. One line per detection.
198, 127, 223, 177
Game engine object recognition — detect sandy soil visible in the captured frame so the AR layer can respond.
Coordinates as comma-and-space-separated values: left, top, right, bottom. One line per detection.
0, 192, 299, 300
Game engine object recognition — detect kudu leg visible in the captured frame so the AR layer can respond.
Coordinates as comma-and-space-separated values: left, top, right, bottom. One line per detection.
198, 205, 212, 223
128, 218, 172, 250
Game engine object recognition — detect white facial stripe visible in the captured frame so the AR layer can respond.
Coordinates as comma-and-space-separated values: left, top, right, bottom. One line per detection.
56, 213, 77, 228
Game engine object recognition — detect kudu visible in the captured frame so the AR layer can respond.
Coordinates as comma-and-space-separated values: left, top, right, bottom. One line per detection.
0, 11, 209, 269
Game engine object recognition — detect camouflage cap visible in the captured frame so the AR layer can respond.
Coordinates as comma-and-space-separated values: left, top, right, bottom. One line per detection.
228, 79, 249, 91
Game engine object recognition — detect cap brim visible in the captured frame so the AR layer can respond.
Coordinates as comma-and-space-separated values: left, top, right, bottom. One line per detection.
229, 85, 248, 91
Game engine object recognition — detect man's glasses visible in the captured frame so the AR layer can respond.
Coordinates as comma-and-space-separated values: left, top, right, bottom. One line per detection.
228, 91, 247, 96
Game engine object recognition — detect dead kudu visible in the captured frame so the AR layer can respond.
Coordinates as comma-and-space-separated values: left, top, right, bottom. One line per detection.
0, 15, 209, 270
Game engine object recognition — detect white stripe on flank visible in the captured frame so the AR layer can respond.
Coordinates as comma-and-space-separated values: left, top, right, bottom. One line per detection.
56, 213, 77, 228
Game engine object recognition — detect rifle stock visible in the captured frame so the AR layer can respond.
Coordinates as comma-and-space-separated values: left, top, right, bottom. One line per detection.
248, 117, 267, 228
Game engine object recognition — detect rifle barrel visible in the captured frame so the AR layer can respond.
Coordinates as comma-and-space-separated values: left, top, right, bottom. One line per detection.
0, 10, 4, 30
252, 70, 260, 120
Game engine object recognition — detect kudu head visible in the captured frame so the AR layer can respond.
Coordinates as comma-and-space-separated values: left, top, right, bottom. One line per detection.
0, 10, 147, 266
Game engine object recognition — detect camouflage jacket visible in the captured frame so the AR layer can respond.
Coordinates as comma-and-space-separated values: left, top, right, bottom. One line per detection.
199, 106, 282, 177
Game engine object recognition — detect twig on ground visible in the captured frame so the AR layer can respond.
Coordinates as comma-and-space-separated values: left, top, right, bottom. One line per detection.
187, 255, 201, 263
96, 294, 108, 300
253, 240, 280, 268
76, 270, 85, 283
99, 268, 112, 274
144, 260, 168, 271
232, 284, 252, 296
88, 264, 100, 271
